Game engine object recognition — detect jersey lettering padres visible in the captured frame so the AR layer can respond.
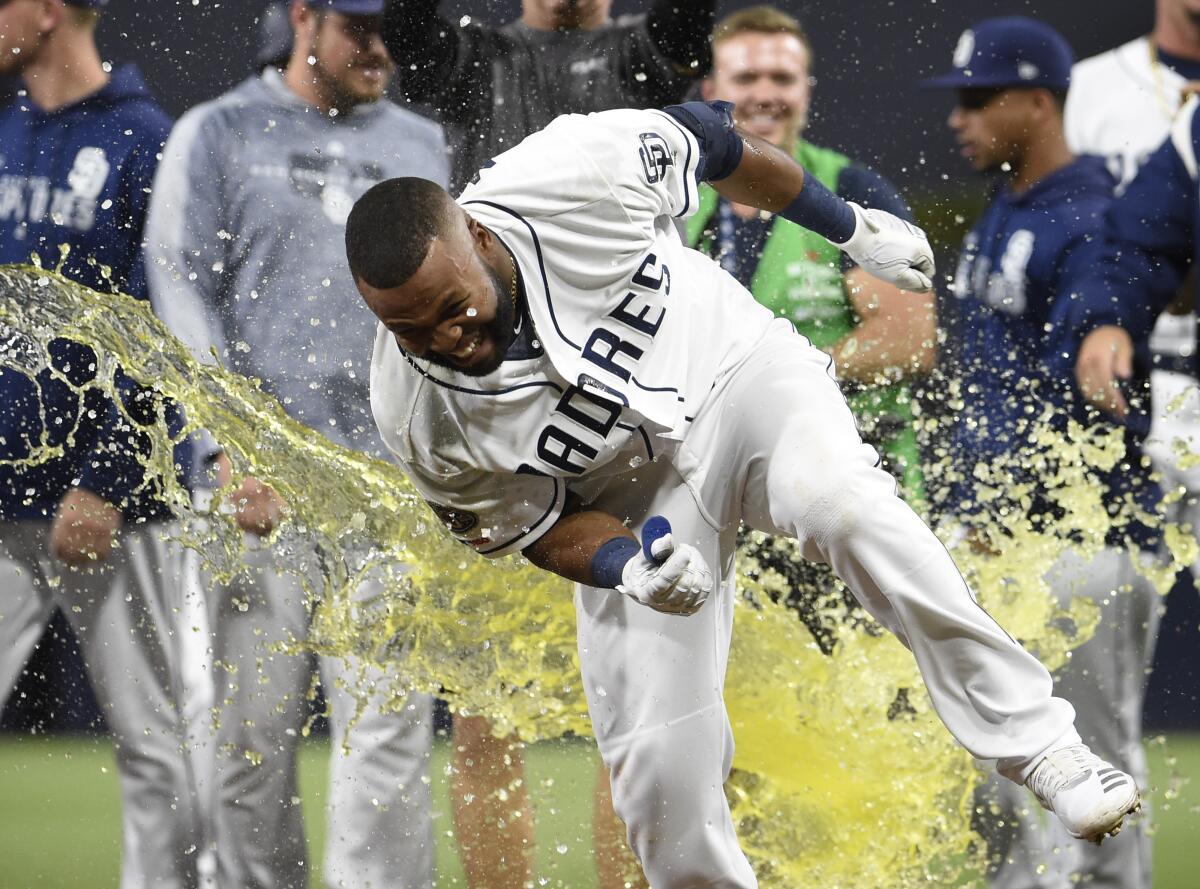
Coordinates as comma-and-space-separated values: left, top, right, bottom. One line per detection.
370, 109, 774, 557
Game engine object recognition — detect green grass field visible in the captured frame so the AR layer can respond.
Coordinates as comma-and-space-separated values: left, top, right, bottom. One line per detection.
1, 733, 1196, 888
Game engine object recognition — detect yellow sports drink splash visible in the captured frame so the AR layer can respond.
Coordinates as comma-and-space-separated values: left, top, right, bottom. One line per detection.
0, 267, 1186, 887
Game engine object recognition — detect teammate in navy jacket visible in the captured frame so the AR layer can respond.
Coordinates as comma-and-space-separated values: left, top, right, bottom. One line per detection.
0, 3, 201, 887
0, 52, 191, 521
927, 18, 1156, 889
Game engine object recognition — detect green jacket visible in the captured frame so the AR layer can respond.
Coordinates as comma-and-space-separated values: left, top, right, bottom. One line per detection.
686, 140, 924, 501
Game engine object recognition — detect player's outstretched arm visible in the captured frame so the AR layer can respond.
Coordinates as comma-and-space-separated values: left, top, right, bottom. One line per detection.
727, 128, 934, 292
664, 101, 934, 291
524, 509, 712, 615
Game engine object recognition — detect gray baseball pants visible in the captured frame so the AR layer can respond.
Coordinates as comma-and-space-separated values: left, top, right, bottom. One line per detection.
200, 536, 433, 889
0, 519, 204, 889
982, 546, 1160, 889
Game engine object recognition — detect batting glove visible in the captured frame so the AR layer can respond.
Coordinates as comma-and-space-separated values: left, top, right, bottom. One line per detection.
837, 202, 935, 292
617, 529, 713, 616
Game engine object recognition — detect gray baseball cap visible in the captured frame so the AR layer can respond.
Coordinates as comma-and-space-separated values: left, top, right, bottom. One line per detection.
257, 1, 292, 69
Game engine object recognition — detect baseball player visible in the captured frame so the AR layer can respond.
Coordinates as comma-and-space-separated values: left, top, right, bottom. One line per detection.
383, 3, 716, 883
1066, 0, 1200, 574
927, 17, 1161, 889
344, 100, 1141, 887
146, 2, 446, 887
0, 1, 202, 886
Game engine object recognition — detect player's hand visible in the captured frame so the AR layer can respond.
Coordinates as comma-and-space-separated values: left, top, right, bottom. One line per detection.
50, 487, 123, 566
1076, 325, 1134, 421
617, 523, 713, 616
215, 452, 286, 536
838, 203, 935, 293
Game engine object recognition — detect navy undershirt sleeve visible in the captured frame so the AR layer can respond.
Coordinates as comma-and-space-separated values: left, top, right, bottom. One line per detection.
663, 100, 744, 181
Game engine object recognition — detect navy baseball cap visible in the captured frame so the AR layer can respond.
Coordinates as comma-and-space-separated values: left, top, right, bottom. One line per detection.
923, 17, 1073, 91
305, 0, 385, 13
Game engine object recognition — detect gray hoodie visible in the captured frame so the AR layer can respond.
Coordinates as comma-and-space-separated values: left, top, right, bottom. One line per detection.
146, 69, 448, 457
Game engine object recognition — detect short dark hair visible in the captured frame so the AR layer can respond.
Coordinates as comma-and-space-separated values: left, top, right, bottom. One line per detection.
345, 177, 453, 289
713, 5, 813, 69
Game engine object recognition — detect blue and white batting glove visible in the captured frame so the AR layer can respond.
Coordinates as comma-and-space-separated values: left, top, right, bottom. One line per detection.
616, 519, 713, 616
835, 202, 935, 292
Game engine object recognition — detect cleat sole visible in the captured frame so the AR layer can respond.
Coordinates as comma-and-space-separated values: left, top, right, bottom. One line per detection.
1079, 793, 1141, 844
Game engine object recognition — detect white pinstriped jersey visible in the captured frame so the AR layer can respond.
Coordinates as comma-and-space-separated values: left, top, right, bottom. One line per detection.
1065, 36, 1186, 187
370, 108, 775, 557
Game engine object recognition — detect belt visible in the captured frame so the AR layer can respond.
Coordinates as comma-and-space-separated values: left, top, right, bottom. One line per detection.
1151, 352, 1197, 376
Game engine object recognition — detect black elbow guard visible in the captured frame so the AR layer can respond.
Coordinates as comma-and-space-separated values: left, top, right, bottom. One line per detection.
662, 100, 744, 182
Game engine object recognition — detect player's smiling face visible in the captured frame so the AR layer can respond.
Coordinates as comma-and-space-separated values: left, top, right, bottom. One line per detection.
704, 32, 811, 152
358, 214, 519, 377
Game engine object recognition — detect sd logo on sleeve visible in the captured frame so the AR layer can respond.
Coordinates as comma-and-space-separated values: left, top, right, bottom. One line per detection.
639, 133, 673, 184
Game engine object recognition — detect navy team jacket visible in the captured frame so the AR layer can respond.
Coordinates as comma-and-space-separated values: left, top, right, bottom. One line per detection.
0, 65, 191, 523
946, 155, 1160, 545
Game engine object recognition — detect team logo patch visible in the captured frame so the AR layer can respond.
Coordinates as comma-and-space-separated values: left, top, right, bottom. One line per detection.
67, 147, 109, 200
638, 132, 673, 184
426, 501, 479, 535
952, 30, 975, 68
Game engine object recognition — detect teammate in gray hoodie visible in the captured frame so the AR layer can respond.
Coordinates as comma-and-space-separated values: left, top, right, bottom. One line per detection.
146, 2, 448, 887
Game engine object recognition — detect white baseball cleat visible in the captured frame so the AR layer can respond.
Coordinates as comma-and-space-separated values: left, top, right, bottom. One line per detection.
1025, 744, 1141, 844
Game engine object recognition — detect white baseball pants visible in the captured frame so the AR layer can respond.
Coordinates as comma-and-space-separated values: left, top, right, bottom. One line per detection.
1143, 368, 1200, 575
199, 534, 434, 889
0, 520, 204, 889
575, 321, 1079, 888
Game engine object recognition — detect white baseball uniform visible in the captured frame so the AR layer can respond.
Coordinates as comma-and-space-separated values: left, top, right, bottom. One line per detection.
371, 108, 1082, 888
1068, 36, 1200, 569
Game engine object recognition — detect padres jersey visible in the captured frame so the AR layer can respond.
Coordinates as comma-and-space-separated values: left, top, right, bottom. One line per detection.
371, 109, 775, 557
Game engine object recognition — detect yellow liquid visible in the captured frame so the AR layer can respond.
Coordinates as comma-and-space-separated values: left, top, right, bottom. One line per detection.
0, 266, 1183, 887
